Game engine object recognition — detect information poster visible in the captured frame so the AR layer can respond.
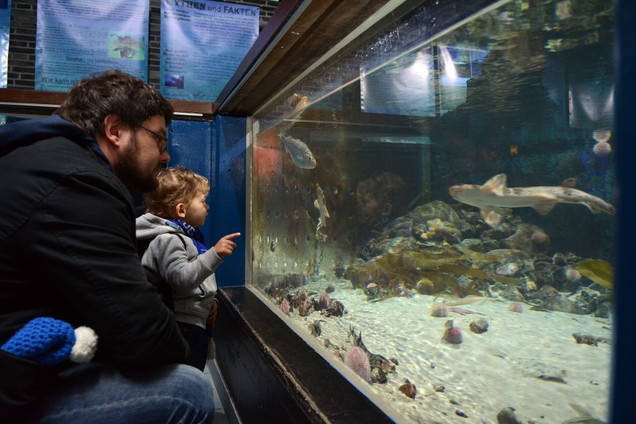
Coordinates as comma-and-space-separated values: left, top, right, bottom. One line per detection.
35, 0, 149, 92
160, 0, 259, 103
0, 0, 10, 89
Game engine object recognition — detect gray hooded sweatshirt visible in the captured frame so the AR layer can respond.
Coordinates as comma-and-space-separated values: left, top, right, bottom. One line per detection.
136, 213, 222, 329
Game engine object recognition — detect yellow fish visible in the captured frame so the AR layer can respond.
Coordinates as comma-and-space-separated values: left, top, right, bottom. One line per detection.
577, 259, 613, 290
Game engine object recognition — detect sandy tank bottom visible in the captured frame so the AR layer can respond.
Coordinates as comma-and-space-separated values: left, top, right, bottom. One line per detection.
259, 278, 612, 424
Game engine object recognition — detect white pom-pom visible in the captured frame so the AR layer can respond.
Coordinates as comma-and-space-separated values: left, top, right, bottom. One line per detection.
70, 326, 98, 363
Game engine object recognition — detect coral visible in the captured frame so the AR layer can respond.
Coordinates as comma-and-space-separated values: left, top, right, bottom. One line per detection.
344, 346, 371, 382
319, 292, 331, 310
508, 302, 523, 313
430, 302, 449, 317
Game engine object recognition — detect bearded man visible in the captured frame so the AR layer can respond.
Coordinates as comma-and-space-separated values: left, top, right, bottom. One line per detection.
0, 70, 215, 424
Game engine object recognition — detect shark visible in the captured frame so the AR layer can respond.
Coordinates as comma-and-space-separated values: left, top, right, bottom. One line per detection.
448, 174, 615, 228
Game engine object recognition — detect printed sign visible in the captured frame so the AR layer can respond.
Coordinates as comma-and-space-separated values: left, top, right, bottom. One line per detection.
160, 0, 259, 102
0, 0, 10, 88
35, 0, 149, 91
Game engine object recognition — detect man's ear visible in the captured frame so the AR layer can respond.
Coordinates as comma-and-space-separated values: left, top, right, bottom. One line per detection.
102, 114, 125, 147
381, 202, 393, 216
175, 203, 187, 219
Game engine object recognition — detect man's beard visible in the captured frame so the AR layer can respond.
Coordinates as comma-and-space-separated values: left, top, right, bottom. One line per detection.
113, 132, 160, 193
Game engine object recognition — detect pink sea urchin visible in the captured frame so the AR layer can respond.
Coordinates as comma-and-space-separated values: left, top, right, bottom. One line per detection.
280, 298, 290, 315
508, 302, 523, 313
344, 346, 371, 382
531, 231, 549, 246
431, 302, 449, 317
565, 268, 581, 283
592, 141, 611, 157
442, 321, 463, 344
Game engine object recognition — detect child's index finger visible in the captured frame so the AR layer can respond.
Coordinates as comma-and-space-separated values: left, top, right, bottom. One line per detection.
224, 232, 241, 240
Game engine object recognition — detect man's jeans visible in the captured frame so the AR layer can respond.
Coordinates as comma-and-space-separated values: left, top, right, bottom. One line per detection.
25, 362, 215, 424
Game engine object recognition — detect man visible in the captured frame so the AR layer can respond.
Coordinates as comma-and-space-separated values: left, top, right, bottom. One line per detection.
0, 70, 215, 423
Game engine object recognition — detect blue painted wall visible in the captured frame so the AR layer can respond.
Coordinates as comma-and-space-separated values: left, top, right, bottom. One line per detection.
169, 116, 246, 287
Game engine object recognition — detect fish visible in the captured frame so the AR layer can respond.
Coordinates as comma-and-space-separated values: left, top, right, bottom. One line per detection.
279, 134, 316, 169
279, 94, 308, 134
289, 94, 308, 115
448, 174, 615, 228
314, 184, 330, 233
576, 259, 613, 290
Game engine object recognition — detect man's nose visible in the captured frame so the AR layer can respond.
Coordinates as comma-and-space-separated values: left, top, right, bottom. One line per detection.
160, 151, 171, 164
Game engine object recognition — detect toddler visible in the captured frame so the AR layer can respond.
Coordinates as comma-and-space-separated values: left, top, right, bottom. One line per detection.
136, 166, 240, 370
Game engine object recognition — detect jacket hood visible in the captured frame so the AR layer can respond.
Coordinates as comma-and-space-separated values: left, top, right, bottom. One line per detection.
0, 115, 111, 169
136, 213, 184, 241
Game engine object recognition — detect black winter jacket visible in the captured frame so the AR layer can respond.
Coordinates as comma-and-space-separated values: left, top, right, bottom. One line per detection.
0, 118, 189, 366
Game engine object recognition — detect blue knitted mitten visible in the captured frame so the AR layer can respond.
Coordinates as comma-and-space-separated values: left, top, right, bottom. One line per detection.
1, 317, 97, 365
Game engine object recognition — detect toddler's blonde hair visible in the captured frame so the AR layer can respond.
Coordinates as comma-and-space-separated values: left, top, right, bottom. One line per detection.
145, 166, 209, 218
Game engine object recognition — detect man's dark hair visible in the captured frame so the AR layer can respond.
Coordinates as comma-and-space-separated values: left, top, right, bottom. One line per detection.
55, 69, 174, 139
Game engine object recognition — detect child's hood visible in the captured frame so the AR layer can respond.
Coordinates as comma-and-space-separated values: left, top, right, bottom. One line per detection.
135, 213, 184, 241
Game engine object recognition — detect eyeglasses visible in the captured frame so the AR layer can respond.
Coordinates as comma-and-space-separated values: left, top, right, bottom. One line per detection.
139, 126, 168, 153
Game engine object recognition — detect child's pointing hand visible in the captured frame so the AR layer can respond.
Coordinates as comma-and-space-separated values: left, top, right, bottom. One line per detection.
214, 232, 241, 258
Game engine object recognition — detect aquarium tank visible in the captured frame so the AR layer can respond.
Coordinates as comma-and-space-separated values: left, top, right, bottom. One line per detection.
246, 0, 615, 422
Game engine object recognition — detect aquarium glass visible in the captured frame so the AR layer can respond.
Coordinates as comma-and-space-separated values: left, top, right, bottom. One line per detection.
247, 0, 615, 422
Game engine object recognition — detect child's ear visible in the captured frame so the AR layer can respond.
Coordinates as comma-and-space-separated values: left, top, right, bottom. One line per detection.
175, 202, 187, 219
381, 203, 393, 216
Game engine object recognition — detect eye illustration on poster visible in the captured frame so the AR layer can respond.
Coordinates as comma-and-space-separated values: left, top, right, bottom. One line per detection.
108, 33, 145, 60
